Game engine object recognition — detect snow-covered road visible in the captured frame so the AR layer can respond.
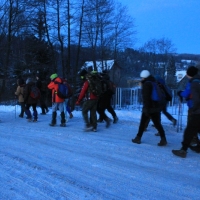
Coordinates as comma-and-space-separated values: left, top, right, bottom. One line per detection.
0, 107, 200, 200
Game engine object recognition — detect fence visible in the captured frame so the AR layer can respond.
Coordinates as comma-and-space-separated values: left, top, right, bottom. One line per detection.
113, 87, 187, 116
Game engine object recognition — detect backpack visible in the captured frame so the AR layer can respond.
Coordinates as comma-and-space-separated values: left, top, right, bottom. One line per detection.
62, 80, 73, 98
154, 76, 172, 102
56, 82, 69, 99
87, 73, 103, 97
30, 85, 41, 99
147, 81, 166, 102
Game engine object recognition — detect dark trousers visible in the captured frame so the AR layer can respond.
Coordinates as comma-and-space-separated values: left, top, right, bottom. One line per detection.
82, 99, 98, 128
25, 104, 38, 120
182, 114, 200, 151
97, 94, 116, 120
137, 112, 166, 139
19, 102, 25, 117
39, 94, 48, 113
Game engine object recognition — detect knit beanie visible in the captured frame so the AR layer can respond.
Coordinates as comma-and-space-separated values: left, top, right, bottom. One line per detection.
186, 66, 198, 77
50, 73, 58, 80
140, 70, 150, 78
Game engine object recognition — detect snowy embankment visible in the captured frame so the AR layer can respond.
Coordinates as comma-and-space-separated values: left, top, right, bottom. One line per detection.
0, 105, 200, 200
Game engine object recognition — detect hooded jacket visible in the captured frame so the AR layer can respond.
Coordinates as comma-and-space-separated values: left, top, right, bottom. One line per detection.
48, 77, 65, 103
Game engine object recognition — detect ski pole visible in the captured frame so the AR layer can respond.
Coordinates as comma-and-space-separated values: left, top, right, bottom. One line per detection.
177, 99, 181, 132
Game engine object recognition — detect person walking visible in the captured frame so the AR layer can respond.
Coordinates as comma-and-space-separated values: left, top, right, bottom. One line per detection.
76, 70, 98, 132
132, 70, 167, 146
97, 71, 118, 125
23, 78, 39, 122
15, 78, 26, 118
36, 75, 49, 115
172, 66, 200, 158
48, 73, 66, 127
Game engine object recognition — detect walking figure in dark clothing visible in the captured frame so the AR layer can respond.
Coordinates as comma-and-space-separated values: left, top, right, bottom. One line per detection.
172, 66, 200, 158
132, 70, 167, 146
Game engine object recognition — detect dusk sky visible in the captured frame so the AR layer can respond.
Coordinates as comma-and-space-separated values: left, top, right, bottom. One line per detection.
119, 0, 200, 54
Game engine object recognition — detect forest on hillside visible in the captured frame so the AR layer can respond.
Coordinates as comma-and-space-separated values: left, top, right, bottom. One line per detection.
0, 0, 200, 103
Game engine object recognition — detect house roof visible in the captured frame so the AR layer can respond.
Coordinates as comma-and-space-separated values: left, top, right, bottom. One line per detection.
82, 60, 115, 72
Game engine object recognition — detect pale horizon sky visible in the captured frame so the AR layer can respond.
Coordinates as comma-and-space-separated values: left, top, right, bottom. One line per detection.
119, 0, 200, 55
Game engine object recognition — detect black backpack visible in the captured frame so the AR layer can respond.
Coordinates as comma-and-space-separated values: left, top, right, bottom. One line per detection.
87, 73, 103, 97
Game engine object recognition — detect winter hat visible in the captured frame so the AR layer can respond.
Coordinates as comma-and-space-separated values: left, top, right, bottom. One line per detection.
140, 70, 150, 78
50, 73, 58, 80
186, 66, 198, 77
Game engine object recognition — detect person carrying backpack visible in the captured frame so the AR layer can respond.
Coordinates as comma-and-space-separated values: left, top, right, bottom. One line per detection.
146, 75, 177, 135
97, 70, 118, 126
75, 69, 98, 132
132, 70, 167, 146
23, 78, 39, 122
48, 73, 66, 127
173, 66, 200, 157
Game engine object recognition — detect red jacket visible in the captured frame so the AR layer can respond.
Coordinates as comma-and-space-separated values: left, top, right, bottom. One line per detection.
48, 77, 64, 103
78, 80, 98, 102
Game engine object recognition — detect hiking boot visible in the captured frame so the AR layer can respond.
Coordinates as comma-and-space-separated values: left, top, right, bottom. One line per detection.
60, 123, 66, 127
69, 113, 73, 119
49, 123, 56, 126
132, 136, 141, 144
19, 114, 23, 118
113, 116, 118, 124
189, 145, 200, 153
85, 124, 92, 131
92, 128, 97, 132
155, 132, 160, 136
172, 119, 177, 126
158, 138, 167, 146
27, 118, 32, 122
105, 118, 111, 128
33, 119, 37, 122
172, 149, 187, 158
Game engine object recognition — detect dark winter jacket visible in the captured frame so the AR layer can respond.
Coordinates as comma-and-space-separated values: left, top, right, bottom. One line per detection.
141, 75, 162, 115
23, 79, 38, 104
189, 74, 200, 114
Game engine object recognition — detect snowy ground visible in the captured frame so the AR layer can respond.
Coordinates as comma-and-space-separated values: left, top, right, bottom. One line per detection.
0, 105, 200, 200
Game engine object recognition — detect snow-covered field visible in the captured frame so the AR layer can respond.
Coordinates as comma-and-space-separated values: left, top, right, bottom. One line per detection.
0, 105, 200, 200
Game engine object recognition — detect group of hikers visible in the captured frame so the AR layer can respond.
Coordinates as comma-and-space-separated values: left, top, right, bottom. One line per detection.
15, 74, 73, 124
14, 70, 118, 130
132, 66, 200, 158
14, 66, 200, 158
